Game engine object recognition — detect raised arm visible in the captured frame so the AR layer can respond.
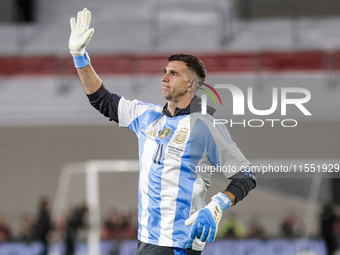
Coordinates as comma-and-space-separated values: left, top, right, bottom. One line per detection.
76, 65, 102, 95
68, 8, 102, 95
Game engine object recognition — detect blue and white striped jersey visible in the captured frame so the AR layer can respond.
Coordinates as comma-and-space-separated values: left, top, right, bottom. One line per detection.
117, 95, 251, 251
88, 85, 252, 250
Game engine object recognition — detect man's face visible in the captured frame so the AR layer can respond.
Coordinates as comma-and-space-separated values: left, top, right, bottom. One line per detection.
161, 61, 192, 103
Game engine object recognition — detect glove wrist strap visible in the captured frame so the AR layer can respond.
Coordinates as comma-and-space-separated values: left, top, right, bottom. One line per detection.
72, 52, 90, 69
213, 192, 232, 211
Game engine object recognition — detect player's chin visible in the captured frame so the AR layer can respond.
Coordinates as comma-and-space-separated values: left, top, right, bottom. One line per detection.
162, 91, 171, 100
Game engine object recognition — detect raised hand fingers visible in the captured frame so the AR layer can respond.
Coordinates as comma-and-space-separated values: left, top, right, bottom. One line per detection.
74, 8, 91, 34
77, 10, 82, 27
70, 17, 76, 31
84, 8, 91, 29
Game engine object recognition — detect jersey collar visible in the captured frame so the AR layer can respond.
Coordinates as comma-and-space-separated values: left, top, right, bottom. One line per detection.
162, 95, 215, 117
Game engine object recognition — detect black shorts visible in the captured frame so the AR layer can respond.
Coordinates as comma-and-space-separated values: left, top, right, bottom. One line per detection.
136, 241, 202, 255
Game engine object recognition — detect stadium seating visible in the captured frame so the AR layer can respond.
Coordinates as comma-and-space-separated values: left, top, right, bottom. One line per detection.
2, 0, 340, 54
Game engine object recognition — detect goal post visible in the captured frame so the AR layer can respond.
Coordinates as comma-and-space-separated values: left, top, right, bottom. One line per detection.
51, 158, 334, 254
51, 160, 139, 255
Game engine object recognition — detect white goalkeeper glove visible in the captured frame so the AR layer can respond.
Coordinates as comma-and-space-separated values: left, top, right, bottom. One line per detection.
68, 8, 95, 69
185, 192, 232, 243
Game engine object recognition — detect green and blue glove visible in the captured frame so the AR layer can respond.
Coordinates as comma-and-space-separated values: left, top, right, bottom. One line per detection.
69, 8, 94, 69
185, 192, 232, 243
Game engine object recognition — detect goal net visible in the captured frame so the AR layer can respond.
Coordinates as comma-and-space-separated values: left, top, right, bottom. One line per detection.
51, 160, 139, 255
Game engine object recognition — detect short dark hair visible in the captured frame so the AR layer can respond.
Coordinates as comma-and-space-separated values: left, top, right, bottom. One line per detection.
168, 54, 206, 82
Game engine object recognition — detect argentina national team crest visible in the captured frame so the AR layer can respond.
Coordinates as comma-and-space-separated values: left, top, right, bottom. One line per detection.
173, 127, 189, 144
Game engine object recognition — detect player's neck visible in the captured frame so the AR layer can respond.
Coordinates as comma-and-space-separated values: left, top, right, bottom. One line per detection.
167, 99, 190, 116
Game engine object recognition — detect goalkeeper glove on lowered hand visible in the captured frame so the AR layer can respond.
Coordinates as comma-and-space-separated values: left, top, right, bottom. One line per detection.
69, 8, 95, 69
185, 192, 232, 243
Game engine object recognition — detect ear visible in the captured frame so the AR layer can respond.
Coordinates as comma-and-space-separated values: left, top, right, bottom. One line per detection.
187, 79, 199, 93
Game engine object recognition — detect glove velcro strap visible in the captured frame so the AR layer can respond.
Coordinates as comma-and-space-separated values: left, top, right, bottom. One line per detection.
212, 192, 232, 211
72, 52, 90, 69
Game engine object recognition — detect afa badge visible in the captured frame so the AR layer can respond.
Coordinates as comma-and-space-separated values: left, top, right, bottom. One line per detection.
174, 127, 189, 144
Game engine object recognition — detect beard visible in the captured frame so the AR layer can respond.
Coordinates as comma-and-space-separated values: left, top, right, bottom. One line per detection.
162, 89, 187, 103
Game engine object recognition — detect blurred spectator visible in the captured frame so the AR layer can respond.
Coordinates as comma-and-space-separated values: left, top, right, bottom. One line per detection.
63, 204, 88, 255
102, 209, 119, 240
15, 0, 36, 22
0, 216, 12, 242
120, 210, 137, 240
320, 203, 337, 255
332, 205, 340, 255
101, 209, 137, 241
246, 217, 266, 239
17, 213, 34, 242
33, 197, 52, 255
218, 214, 246, 239
281, 211, 304, 238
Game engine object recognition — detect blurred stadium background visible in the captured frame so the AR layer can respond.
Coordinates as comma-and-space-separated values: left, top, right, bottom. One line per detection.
0, 0, 339, 254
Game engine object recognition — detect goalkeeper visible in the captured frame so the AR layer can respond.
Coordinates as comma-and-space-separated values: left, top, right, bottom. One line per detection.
68, 8, 256, 255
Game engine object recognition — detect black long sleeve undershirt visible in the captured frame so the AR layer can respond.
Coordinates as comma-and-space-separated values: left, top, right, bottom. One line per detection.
86, 84, 121, 123
226, 170, 256, 204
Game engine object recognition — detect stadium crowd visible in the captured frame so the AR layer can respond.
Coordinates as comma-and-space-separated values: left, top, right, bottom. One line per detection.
0, 199, 339, 255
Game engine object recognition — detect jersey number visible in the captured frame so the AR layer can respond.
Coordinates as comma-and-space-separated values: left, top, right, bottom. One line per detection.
153, 144, 164, 165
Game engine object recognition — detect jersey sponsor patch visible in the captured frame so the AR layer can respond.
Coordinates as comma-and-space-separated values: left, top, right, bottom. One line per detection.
159, 128, 172, 139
